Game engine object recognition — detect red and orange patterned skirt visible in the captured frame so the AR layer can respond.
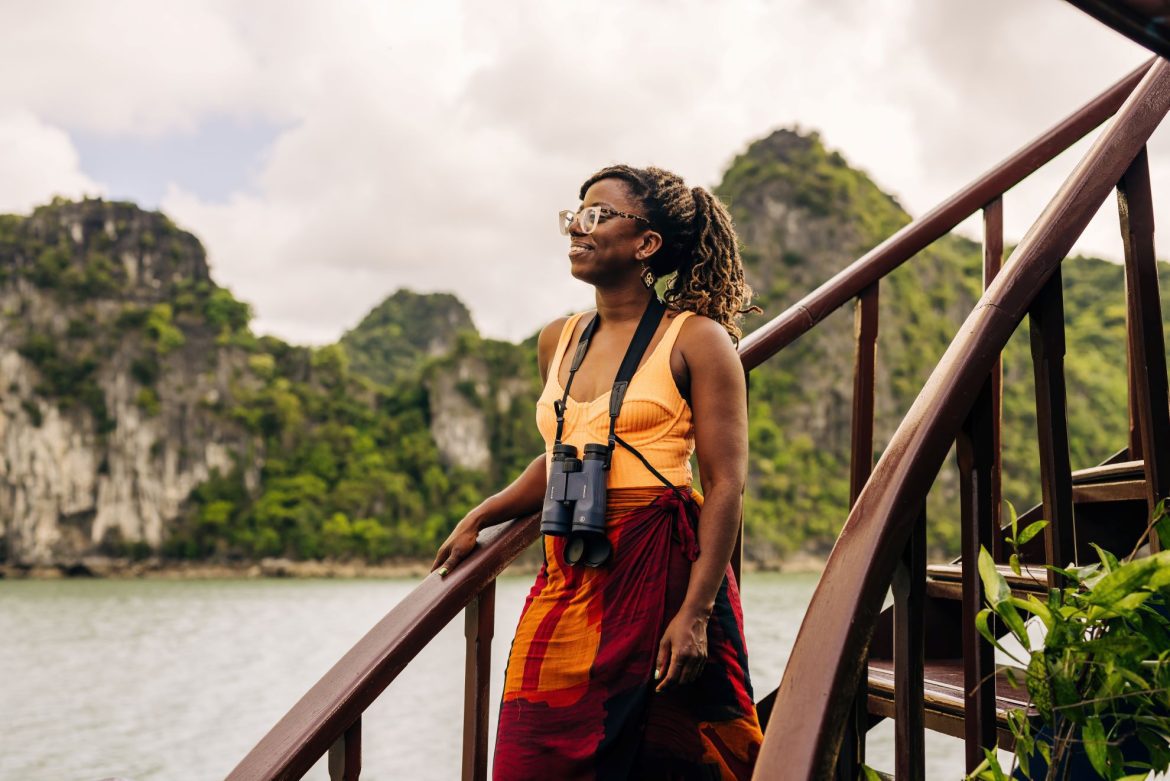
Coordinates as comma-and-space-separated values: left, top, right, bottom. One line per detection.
494, 487, 762, 780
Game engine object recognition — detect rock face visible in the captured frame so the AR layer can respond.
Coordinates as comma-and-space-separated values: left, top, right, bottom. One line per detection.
0, 200, 260, 565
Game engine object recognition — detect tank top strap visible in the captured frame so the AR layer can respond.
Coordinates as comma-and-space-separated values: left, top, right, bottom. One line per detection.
548, 312, 588, 382
651, 310, 695, 367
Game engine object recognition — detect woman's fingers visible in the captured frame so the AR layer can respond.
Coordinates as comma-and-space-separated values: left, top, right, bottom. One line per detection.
654, 638, 672, 691
430, 542, 450, 572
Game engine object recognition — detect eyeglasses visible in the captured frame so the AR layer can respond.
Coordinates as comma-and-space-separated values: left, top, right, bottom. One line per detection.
558, 205, 650, 235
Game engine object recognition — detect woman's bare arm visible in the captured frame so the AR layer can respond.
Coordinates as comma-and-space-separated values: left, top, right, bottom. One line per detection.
655, 315, 748, 690
431, 316, 568, 575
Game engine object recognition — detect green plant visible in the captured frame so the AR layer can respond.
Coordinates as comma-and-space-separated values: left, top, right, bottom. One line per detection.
968, 503, 1170, 780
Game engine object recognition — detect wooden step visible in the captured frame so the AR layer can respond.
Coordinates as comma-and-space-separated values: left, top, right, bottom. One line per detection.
867, 659, 1035, 747
924, 562, 1048, 601
1071, 459, 1144, 484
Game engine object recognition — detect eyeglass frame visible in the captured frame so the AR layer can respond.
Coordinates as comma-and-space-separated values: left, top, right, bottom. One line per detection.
558, 205, 652, 235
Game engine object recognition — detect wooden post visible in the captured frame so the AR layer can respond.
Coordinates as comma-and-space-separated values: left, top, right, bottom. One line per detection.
1030, 271, 1077, 586
328, 717, 361, 781
893, 506, 926, 780
983, 198, 1005, 561
1118, 147, 1170, 551
957, 378, 998, 771
462, 581, 495, 781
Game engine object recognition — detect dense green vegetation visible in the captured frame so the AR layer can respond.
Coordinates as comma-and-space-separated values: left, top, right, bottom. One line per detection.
718, 129, 1170, 563
4, 125, 1166, 568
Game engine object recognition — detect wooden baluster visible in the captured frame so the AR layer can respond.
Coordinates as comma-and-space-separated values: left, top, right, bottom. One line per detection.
893, 506, 926, 780
1030, 271, 1077, 587
835, 284, 881, 780
945, 197, 1002, 772
957, 377, 998, 772
1118, 147, 1170, 551
328, 717, 361, 781
462, 581, 495, 781
850, 283, 880, 504
984, 198, 1005, 562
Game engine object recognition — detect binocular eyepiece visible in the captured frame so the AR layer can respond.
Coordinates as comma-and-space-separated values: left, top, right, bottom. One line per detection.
540, 443, 613, 567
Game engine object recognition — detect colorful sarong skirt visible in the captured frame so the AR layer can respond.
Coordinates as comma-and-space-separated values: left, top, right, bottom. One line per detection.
493, 487, 763, 780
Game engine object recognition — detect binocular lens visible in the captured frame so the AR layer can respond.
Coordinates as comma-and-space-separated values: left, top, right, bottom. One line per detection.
564, 534, 612, 568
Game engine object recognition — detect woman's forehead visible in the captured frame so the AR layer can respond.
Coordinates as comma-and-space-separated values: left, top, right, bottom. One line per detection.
581, 177, 638, 208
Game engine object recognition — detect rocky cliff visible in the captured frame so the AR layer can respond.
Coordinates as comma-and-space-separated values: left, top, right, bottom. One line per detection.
0, 199, 261, 565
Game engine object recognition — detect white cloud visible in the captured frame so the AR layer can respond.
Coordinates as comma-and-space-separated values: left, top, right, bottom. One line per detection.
4, 0, 1161, 343
0, 111, 102, 212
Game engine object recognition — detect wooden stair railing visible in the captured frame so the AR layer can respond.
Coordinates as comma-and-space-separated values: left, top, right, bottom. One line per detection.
228, 59, 1159, 781
754, 58, 1170, 780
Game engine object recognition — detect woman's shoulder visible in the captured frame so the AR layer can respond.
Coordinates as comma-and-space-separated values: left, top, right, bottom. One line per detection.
536, 312, 591, 379
673, 311, 732, 345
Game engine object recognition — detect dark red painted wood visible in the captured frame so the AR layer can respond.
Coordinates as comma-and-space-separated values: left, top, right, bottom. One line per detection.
851, 283, 880, 506
957, 378, 998, 771
1030, 271, 1077, 587
1118, 146, 1170, 552
893, 510, 926, 780
837, 289, 879, 780
984, 198, 1005, 562
753, 60, 1170, 780
462, 580, 495, 781
738, 60, 1152, 372
327, 717, 361, 781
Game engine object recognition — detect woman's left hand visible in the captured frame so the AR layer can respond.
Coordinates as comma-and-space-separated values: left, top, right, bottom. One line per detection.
654, 607, 709, 693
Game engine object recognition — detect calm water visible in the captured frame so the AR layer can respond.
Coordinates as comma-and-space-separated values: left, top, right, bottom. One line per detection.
0, 572, 973, 780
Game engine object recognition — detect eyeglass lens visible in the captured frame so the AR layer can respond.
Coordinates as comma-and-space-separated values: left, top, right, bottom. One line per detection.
559, 206, 601, 235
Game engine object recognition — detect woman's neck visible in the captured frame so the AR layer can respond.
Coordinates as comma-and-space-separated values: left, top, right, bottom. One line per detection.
594, 283, 654, 326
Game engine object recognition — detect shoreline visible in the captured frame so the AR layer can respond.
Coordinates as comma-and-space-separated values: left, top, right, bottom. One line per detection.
0, 552, 827, 580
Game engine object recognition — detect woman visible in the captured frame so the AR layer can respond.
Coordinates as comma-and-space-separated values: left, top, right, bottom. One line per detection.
432, 165, 762, 780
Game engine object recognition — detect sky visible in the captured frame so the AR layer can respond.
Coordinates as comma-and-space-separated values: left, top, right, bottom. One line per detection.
0, 0, 1158, 344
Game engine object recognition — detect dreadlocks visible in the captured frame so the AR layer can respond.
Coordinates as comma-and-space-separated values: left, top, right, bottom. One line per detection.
579, 165, 760, 342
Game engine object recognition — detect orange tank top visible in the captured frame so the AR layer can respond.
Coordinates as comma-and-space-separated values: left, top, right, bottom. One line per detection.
536, 310, 696, 489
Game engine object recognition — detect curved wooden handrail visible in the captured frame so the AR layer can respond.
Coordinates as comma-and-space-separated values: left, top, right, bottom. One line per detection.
226, 514, 540, 781
753, 58, 1170, 780
738, 58, 1153, 371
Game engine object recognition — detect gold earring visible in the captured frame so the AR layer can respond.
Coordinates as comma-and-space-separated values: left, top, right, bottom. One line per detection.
640, 262, 655, 289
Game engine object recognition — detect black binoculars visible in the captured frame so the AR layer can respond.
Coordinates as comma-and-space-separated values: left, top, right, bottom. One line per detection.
540, 443, 613, 567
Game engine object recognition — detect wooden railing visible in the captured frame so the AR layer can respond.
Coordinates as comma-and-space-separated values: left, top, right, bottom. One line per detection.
227, 59, 1160, 781
755, 58, 1170, 780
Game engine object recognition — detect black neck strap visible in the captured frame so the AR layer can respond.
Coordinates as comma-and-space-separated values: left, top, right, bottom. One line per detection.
553, 296, 667, 462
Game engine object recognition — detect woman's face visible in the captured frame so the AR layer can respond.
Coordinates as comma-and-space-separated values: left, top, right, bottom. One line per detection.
567, 178, 655, 284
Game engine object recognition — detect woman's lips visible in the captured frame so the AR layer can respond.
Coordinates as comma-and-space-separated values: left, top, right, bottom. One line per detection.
568, 244, 592, 257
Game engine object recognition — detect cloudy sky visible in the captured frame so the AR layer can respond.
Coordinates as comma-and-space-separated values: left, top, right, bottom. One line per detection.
0, 0, 1157, 344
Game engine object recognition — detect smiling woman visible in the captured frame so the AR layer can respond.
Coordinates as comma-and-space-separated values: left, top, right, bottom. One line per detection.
432, 164, 762, 780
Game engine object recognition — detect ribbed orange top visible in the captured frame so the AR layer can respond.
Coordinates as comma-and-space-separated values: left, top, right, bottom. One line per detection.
536, 310, 696, 489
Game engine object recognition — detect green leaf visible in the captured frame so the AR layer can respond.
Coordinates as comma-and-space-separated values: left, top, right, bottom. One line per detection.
1009, 553, 1021, 577
999, 600, 1030, 650
1009, 595, 1054, 631
1090, 542, 1120, 572
1006, 500, 1019, 542
975, 608, 1018, 659
1083, 715, 1108, 777
1156, 511, 1170, 552
861, 766, 882, 781
1087, 556, 1160, 607
979, 547, 1012, 606
1016, 520, 1048, 546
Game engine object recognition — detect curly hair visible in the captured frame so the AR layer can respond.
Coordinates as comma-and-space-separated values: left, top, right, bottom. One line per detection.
579, 165, 760, 342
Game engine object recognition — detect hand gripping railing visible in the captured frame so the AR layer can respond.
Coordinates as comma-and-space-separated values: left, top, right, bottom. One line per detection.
752, 59, 1170, 780
227, 60, 1158, 781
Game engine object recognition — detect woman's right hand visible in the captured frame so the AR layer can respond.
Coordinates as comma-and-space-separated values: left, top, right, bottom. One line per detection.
431, 515, 481, 577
